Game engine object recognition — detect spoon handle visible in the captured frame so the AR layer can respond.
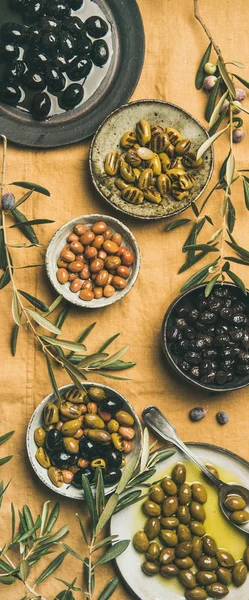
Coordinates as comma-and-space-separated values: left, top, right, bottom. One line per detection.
142, 406, 223, 489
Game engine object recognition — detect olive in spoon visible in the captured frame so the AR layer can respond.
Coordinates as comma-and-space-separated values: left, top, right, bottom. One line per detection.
142, 405, 249, 534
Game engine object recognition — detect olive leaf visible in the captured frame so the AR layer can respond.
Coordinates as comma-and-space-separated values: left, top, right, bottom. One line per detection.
116, 455, 138, 495
204, 274, 220, 297
232, 73, 249, 89
94, 540, 130, 568
140, 427, 150, 472
41, 336, 87, 354
180, 258, 220, 293
43, 295, 63, 316
196, 124, 229, 161
165, 218, 192, 231
185, 243, 219, 252
226, 151, 235, 187
224, 256, 249, 265
45, 356, 62, 405
11, 190, 34, 210
99, 360, 136, 371
114, 490, 143, 514
226, 239, 249, 261
42, 501, 60, 535
12, 292, 21, 326
26, 309, 62, 335
95, 467, 105, 519
209, 89, 228, 127
95, 494, 119, 535
178, 250, 210, 274
209, 111, 227, 136
54, 304, 70, 333
92, 535, 119, 552
0, 456, 12, 466
243, 178, 249, 210
97, 575, 119, 600
40, 501, 50, 537
227, 269, 247, 294
90, 371, 131, 381
0, 216, 7, 270
20, 559, 30, 582
61, 544, 84, 563
10, 218, 54, 228
11, 503, 15, 542
18, 290, 49, 312
81, 474, 97, 529
227, 198, 236, 232
217, 58, 236, 98
207, 228, 222, 244
11, 208, 39, 245
0, 430, 14, 446
205, 77, 221, 121
35, 551, 68, 586
10, 181, 50, 196
76, 513, 88, 545
195, 42, 212, 89
97, 345, 130, 369
190, 202, 199, 217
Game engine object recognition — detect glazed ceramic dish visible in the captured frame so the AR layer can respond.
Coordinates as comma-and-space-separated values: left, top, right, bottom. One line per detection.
89, 100, 214, 220
0, 0, 145, 147
45, 213, 141, 308
110, 443, 249, 600
26, 382, 142, 500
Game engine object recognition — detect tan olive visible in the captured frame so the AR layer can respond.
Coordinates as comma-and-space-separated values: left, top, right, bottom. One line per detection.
107, 419, 119, 433
159, 547, 175, 565
144, 517, 160, 540
67, 232, 79, 243
230, 509, 249, 524
161, 477, 177, 496
161, 516, 179, 529
115, 410, 134, 426
191, 536, 203, 562
167, 127, 183, 145
57, 258, 68, 268
224, 494, 246, 511
60, 402, 82, 419
133, 531, 150, 553
233, 561, 248, 586
68, 260, 84, 273
150, 132, 170, 153
68, 272, 78, 282
185, 587, 208, 600
175, 541, 192, 558
120, 130, 137, 148
125, 148, 142, 167
146, 542, 160, 562
57, 268, 69, 284
61, 418, 82, 436
160, 564, 179, 578
70, 278, 83, 293
79, 265, 91, 279
177, 524, 191, 542
159, 530, 178, 547
243, 546, 249, 568
202, 535, 217, 557
74, 223, 87, 236
197, 556, 218, 571
178, 570, 196, 589
136, 119, 151, 146
44, 403, 59, 426
105, 256, 121, 270
148, 154, 161, 176
205, 583, 229, 598
70, 241, 84, 255
60, 248, 75, 262
90, 458, 106, 469
48, 466, 64, 488
92, 235, 104, 249
121, 186, 144, 205
121, 249, 134, 266
111, 432, 124, 450
162, 496, 178, 517
116, 265, 130, 279
156, 173, 171, 197
150, 484, 164, 504
34, 427, 46, 447
36, 447, 51, 468
89, 258, 104, 274
179, 173, 195, 190
216, 550, 235, 568
84, 414, 105, 429
138, 168, 154, 191
196, 571, 217, 586
84, 246, 97, 260
175, 139, 191, 155
143, 185, 162, 204
63, 437, 79, 454
189, 521, 205, 537
178, 483, 192, 505
118, 426, 135, 440
159, 152, 171, 172
175, 557, 194, 570
95, 269, 108, 287
115, 177, 129, 191
87, 402, 98, 414
172, 462, 186, 485
141, 561, 159, 576
103, 284, 115, 298
104, 151, 120, 176
216, 568, 232, 586
120, 161, 136, 183
190, 501, 206, 522
177, 505, 191, 525
142, 500, 161, 517
79, 289, 94, 301
62, 470, 74, 484
88, 386, 106, 402
191, 483, 207, 504
88, 430, 111, 444
171, 184, 190, 201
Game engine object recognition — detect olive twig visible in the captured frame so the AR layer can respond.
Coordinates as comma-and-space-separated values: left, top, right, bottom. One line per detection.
194, 0, 223, 60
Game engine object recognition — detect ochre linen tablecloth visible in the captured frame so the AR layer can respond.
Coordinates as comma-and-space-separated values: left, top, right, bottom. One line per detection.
1, 1, 249, 597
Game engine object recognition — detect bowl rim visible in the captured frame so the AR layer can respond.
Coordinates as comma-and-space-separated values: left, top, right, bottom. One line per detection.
45, 213, 141, 308
161, 282, 249, 393
26, 381, 143, 500
89, 98, 214, 221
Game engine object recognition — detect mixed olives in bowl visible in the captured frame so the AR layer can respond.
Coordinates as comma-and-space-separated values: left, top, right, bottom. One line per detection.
27, 382, 142, 499
162, 283, 249, 392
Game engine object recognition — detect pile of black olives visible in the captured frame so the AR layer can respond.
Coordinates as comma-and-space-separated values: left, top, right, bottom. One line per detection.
166, 284, 249, 387
34, 385, 136, 489
0, 0, 110, 119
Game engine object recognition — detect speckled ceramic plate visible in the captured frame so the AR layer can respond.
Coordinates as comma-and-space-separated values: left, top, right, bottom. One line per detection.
110, 443, 249, 600
90, 100, 214, 220
26, 382, 142, 500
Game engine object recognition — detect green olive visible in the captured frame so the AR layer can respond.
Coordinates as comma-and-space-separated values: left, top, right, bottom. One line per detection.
178, 570, 196, 589
189, 521, 205, 537
148, 154, 161, 176
36, 447, 51, 468
202, 535, 217, 557
88, 386, 106, 402
216, 568, 232, 586
63, 437, 79, 454
159, 547, 175, 565
44, 403, 59, 426
167, 127, 183, 146
167, 167, 186, 183
224, 494, 246, 511
144, 517, 160, 540
243, 546, 249, 568
160, 564, 179, 578
146, 542, 160, 562
142, 500, 161, 517
182, 151, 203, 169
120, 161, 135, 183
150, 484, 164, 504
61, 418, 82, 436
171, 183, 189, 200
125, 148, 141, 167
175, 556, 194, 570
177, 524, 191, 542
84, 414, 105, 429
136, 120, 151, 146
115, 410, 134, 426
190, 537, 203, 562
141, 561, 159, 576
177, 505, 191, 525
48, 466, 64, 487
232, 561, 248, 586
156, 173, 171, 197
197, 555, 218, 571
120, 130, 137, 148
34, 427, 46, 447
204, 463, 220, 481
159, 152, 171, 172
60, 402, 82, 419
166, 143, 175, 158
64, 388, 88, 404
196, 571, 217, 586
178, 483, 192, 505
161, 517, 179, 530
104, 151, 120, 176
160, 529, 178, 547
150, 133, 170, 153
230, 510, 249, 524
107, 419, 119, 433
175, 139, 191, 155
162, 496, 178, 517
172, 462, 186, 485
115, 178, 129, 191
138, 168, 154, 191
175, 541, 192, 558
151, 124, 165, 137
111, 432, 123, 450
190, 501, 206, 522
121, 186, 144, 205
143, 186, 162, 204
185, 587, 208, 600
88, 430, 111, 444
161, 477, 177, 496
205, 583, 229, 598
216, 549, 235, 568
178, 173, 195, 190
133, 531, 149, 552
191, 483, 207, 505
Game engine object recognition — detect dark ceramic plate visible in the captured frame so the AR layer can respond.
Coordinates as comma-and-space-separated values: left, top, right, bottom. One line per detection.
0, 0, 145, 148
161, 282, 249, 393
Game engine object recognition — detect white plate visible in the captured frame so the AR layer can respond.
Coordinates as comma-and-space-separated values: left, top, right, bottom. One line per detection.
110, 443, 249, 600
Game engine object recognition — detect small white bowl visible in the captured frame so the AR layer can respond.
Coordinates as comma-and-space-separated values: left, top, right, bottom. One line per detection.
45, 214, 141, 308
26, 382, 143, 500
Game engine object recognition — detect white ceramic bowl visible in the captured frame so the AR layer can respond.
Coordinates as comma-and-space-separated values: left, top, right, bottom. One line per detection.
45, 214, 141, 308
26, 382, 143, 500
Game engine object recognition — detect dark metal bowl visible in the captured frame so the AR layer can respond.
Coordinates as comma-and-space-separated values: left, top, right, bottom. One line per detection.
161, 282, 249, 393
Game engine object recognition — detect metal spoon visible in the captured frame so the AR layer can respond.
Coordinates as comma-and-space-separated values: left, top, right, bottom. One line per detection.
142, 405, 249, 534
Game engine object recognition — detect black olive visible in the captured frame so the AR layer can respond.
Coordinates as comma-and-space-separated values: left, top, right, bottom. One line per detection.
232, 346, 241, 356
237, 364, 249, 375
53, 52, 68, 71
238, 350, 249, 363
67, 0, 83, 8
24, 69, 46, 90
47, 2, 71, 20
72, 467, 94, 488
233, 301, 247, 313
4, 59, 26, 82
25, 25, 41, 46
27, 51, 51, 73
63, 16, 86, 37
67, 56, 92, 80
105, 449, 122, 469
214, 334, 230, 346
184, 326, 196, 340
174, 340, 189, 355
177, 331, 183, 341
215, 370, 227, 385
205, 325, 216, 335
175, 318, 187, 329
220, 359, 235, 371
23, 1, 46, 23
91, 39, 109, 67
100, 397, 123, 413
178, 360, 190, 373
50, 450, 75, 468
229, 328, 243, 342
46, 67, 65, 92
41, 32, 59, 52
223, 298, 233, 308
85, 16, 108, 38
1, 22, 25, 44
215, 325, 229, 335
226, 371, 234, 382
200, 371, 216, 384
220, 307, 232, 319
0, 81, 21, 104
0, 43, 20, 63
31, 91, 51, 120
40, 17, 61, 33
167, 326, 179, 340
77, 35, 92, 57
59, 82, 83, 109
196, 296, 209, 310
208, 298, 223, 312
59, 30, 76, 58
195, 338, 207, 350
200, 360, 212, 374
220, 347, 236, 359
195, 321, 207, 333
176, 302, 191, 317
196, 334, 213, 347
103, 468, 122, 486
200, 311, 217, 324
190, 366, 200, 379
45, 429, 63, 452
202, 348, 218, 359
241, 331, 249, 349
214, 286, 229, 298
231, 314, 246, 326
186, 308, 199, 323
187, 341, 198, 351
79, 437, 100, 460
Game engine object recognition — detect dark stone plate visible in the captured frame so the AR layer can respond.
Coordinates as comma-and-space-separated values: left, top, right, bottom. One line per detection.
0, 0, 145, 148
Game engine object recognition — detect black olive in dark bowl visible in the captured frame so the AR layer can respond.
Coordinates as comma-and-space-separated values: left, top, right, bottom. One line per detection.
47, 1, 71, 20
23, 1, 47, 23
91, 39, 109, 67
59, 30, 76, 58
46, 67, 65, 93
63, 16, 86, 38
31, 91, 51, 120
79, 437, 100, 460
1, 22, 25, 44
76, 35, 92, 57
100, 397, 123, 413
9, 0, 31, 11
0, 43, 20, 63
67, 0, 84, 9
51, 450, 76, 469
4, 59, 26, 82
53, 52, 68, 71
85, 16, 109, 39
105, 449, 122, 469
67, 56, 92, 80
25, 25, 41, 46
40, 17, 61, 33
45, 429, 63, 452
27, 50, 51, 73
72, 467, 94, 488
23, 69, 46, 90
59, 82, 83, 109
103, 468, 122, 486
41, 32, 59, 53
0, 81, 21, 104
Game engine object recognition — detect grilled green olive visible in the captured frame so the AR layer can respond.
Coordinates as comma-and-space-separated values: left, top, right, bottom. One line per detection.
151, 124, 165, 137
162, 496, 178, 517
156, 173, 171, 196
138, 168, 154, 191
167, 143, 176, 157
224, 494, 246, 511
189, 521, 205, 537
196, 571, 217, 586
111, 432, 123, 450
84, 414, 105, 429
136, 120, 151, 146
205, 583, 229, 598
142, 500, 161, 517
190, 502, 206, 522
175, 556, 194, 570
191, 483, 207, 504
175, 139, 191, 155
121, 186, 144, 205
144, 517, 160, 540
36, 447, 51, 468
185, 588, 208, 600
44, 403, 59, 426
150, 484, 164, 504
178, 570, 196, 589
177, 505, 191, 525
197, 556, 218, 571
88, 387, 106, 402
142, 561, 159, 576
178, 483, 192, 505
182, 151, 203, 168
104, 151, 120, 176
146, 542, 160, 562
171, 184, 190, 200
243, 546, 249, 567
172, 462, 186, 485
150, 133, 170, 153
63, 437, 79, 454
216, 568, 232, 586
159, 152, 171, 172
125, 148, 141, 167
161, 516, 180, 529
230, 510, 249, 524
191, 537, 203, 562
202, 535, 217, 557
133, 531, 150, 552
143, 186, 162, 204
120, 161, 135, 183
177, 524, 191, 542
115, 410, 134, 426
159, 547, 175, 565
167, 167, 187, 182
232, 561, 248, 586
161, 477, 177, 496
160, 530, 178, 547
167, 127, 183, 145
88, 430, 111, 444
61, 418, 82, 436
175, 541, 192, 558
133, 167, 141, 181
60, 402, 82, 419
34, 427, 46, 447
48, 466, 64, 487
216, 550, 235, 567
120, 130, 137, 148
91, 458, 106, 469
148, 154, 161, 175
179, 173, 195, 190
160, 564, 179, 578
64, 388, 88, 404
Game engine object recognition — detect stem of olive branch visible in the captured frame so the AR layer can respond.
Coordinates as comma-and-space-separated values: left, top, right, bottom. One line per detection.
87, 536, 96, 600
0, 547, 47, 600
194, 0, 224, 60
